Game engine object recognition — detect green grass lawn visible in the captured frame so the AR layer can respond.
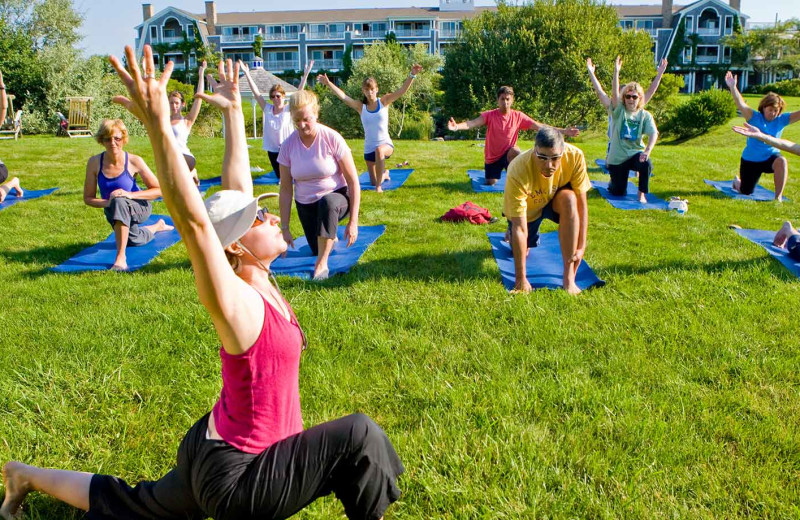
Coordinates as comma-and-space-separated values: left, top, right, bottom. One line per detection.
1, 98, 800, 519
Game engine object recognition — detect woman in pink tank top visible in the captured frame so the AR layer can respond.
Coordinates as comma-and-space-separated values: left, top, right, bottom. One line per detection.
1, 47, 403, 520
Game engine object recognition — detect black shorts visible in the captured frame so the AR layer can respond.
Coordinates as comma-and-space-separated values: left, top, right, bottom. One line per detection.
0, 163, 8, 184
788, 235, 800, 262
739, 154, 780, 195
507, 184, 572, 248
484, 154, 510, 180
364, 146, 393, 163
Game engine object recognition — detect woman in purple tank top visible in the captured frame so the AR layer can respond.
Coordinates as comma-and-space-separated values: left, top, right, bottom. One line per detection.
1, 48, 403, 520
83, 119, 172, 271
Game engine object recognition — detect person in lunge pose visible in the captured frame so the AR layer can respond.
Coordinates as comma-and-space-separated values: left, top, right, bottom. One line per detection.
0, 69, 23, 203
448, 86, 580, 185
0, 47, 403, 520
239, 58, 313, 178
83, 119, 172, 271
169, 60, 207, 182
504, 127, 591, 295
733, 122, 800, 156
725, 71, 800, 201
318, 64, 422, 192
278, 89, 361, 281
772, 221, 800, 261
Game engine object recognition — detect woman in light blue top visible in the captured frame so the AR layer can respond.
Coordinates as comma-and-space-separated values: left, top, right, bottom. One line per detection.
318, 64, 422, 193
725, 71, 800, 201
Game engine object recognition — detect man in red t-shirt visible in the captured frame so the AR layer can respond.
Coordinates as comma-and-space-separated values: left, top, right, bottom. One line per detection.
448, 86, 580, 185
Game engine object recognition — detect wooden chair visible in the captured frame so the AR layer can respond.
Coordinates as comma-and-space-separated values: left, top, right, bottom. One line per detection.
0, 95, 22, 140
65, 97, 93, 138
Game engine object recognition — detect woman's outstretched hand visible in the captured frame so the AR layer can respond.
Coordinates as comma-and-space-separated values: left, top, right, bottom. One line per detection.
197, 59, 241, 111
110, 45, 172, 128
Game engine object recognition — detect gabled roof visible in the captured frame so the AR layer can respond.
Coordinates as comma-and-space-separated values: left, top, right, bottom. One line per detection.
135, 6, 203, 30
614, 4, 687, 17
238, 67, 297, 99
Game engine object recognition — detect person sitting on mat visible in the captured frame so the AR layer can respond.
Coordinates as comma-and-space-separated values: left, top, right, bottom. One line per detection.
733, 122, 800, 157
169, 60, 207, 184
239, 59, 314, 179
0, 47, 404, 520
447, 86, 580, 186
773, 221, 800, 261
587, 57, 667, 164
83, 119, 172, 271
317, 64, 422, 193
591, 56, 658, 204
0, 69, 23, 203
278, 89, 361, 281
725, 71, 800, 201
504, 126, 590, 295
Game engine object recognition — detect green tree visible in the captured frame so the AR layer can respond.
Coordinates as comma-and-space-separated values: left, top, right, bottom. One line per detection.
667, 17, 687, 69
151, 42, 174, 72
252, 33, 263, 58
341, 43, 354, 82
442, 0, 655, 130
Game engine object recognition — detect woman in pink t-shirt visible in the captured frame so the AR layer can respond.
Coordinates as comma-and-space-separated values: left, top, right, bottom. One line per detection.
448, 85, 580, 185
1, 49, 402, 520
278, 90, 361, 281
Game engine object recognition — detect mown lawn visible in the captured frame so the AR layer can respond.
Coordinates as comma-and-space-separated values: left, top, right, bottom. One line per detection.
0, 95, 799, 519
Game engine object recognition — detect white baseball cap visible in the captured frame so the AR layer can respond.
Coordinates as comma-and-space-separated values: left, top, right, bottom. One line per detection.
205, 190, 279, 248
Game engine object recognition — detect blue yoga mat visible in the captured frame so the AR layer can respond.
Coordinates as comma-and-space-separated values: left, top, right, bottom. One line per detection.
488, 232, 605, 291
271, 225, 385, 280
52, 215, 181, 273
467, 169, 505, 192
359, 169, 413, 191
0, 187, 59, 211
735, 228, 800, 278
253, 171, 279, 185
591, 180, 669, 210
704, 179, 783, 201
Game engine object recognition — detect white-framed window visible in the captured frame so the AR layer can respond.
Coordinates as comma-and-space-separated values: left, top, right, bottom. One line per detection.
723, 46, 732, 63
187, 25, 194, 38
619, 20, 634, 30
150, 26, 157, 39
636, 19, 654, 30
696, 45, 719, 63
683, 46, 692, 62
285, 25, 300, 36
224, 52, 254, 62
684, 15, 693, 32
724, 15, 733, 35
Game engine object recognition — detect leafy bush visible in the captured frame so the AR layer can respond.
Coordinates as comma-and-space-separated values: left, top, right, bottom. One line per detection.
660, 88, 736, 139
398, 112, 434, 139
744, 79, 800, 97
646, 73, 685, 123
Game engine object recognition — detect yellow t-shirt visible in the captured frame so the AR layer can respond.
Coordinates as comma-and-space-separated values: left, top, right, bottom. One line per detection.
503, 143, 590, 222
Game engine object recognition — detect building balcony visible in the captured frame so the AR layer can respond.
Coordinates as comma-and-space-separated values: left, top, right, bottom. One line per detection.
696, 55, 719, 64
308, 31, 345, 40
221, 34, 255, 43
394, 29, 430, 38
264, 33, 299, 41
439, 29, 461, 38
696, 27, 719, 36
313, 59, 343, 70
356, 30, 387, 39
162, 35, 185, 44
266, 60, 299, 71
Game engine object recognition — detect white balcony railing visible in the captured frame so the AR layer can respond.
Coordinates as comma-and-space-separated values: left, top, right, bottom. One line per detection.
308, 31, 345, 40
162, 36, 184, 44
221, 34, 255, 43
313, 59, 343, 70
264, 33, 299, 41
357, 30, 387, 39
266, 60, 299, 71
394, 29, 430, 38
696, 55, 719, 64
696, 27, 719, 36
439, 29, 461, 38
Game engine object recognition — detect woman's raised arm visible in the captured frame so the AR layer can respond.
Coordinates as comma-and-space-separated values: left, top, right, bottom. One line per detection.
184, 60, 207, 128
317, 73, 362, 112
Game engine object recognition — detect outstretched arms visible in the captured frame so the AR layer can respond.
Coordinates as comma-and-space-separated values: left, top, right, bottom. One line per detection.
381, 64, 423, 107
610, 55, 622, 110
733, 123, 800, 155
447, 114, 486, 132
0, 70, 6, 123
317, 73, 362, 112
297, 59, 314, 91
725, 71, 754, 121
643, 58, 667, 105
238, 60, 268, 112
184, 61, 207, 128
586, 58, 611, 109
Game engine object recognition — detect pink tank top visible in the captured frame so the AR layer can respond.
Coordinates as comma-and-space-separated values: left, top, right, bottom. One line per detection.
212, 295, 304, 454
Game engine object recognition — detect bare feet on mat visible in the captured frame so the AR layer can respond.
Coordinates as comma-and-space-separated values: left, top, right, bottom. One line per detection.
111, 262, 128, 272
638, 191, 647, 204
312, 266, 329, 281
382, 169, 391, 183
8, 177, 22, 198
148, 219, 174, 233
773, 221, 794, 248
563, 282, 582, 295
1, 461, 32, 520
485, 178, 498, 186
732, 177, 741, 193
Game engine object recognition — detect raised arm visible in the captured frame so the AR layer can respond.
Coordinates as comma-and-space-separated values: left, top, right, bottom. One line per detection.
643, 58, 667, 105
237, 60, 267, 111
184, 60, 207, 127
198, 60, 253, 195
297, 59, 314, 91
725, 71, 754, 120
339, 152, 361, 247
733, 123, 800, 155
317, 73, 362, 112
610, 55, 621, 109
110, 45, 263, 354
447, 114, 486, 131
381, 64, 423, 107
279, 165, 295, 250
586, 58, 611, 109
0, 70, 7, 123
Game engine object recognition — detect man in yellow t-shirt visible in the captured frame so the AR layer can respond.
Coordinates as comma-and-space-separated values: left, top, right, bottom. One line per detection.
503, 127, 591, 294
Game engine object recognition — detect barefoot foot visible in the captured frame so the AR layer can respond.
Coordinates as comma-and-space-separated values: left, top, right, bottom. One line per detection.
382, 170, 391, 183
147, 219, 174, 234
563, 282, 582, 295
732, 177, 741, 193
8, 178, 22, 198
773, 221, 794, 248
1, 461, 32, 520
312, 266, 329, 281
638, 191, 647, 204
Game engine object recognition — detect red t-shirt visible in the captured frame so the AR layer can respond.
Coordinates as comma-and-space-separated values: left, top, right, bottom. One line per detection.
212, 295, 304, 454
481, 109, 535, 163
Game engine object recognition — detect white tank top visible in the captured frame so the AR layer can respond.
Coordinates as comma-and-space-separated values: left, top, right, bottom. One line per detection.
263, 104, 294, 153
360, 100, 392, 154
171, 120, 193, 157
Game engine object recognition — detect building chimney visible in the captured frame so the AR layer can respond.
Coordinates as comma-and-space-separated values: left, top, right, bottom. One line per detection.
205, 1, 217, 35
729, 0, 740, 12
662, 0, 673, 28
142, 3, 154, 22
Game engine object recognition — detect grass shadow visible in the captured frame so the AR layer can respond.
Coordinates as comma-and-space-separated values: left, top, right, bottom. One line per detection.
404, 181, 473, 194
601, 256, 796, 281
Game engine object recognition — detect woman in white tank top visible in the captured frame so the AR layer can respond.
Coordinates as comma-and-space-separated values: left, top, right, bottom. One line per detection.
239, 59, 314, 178
319, 64, 422, 193
169, 60, 206, 184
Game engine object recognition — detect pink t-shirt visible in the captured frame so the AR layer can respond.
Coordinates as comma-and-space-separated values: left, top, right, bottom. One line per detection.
212, 295, 304, 454
481, 109, 535, 163
277, 124, 350, 204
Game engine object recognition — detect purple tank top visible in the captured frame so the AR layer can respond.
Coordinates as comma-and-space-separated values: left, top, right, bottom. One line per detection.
97, 152, 140, 200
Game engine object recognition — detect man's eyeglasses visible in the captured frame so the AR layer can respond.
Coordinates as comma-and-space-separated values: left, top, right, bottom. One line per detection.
103, 136, 124, 143
625, 94, 639, 100
534, 149, 563, 161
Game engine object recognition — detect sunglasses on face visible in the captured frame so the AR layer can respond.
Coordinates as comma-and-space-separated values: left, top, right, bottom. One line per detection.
625, 94, 639, 100
103, 136, 124, 143
534, 149, 563, 161
255, 207, 271, 224
270, 94, 283, 99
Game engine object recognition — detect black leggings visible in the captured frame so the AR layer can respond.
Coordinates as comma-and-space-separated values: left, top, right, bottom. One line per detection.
268, 151, 281, 179
608, 152, 652, 195
87, 413, 403, 520
295, 187, 350, 256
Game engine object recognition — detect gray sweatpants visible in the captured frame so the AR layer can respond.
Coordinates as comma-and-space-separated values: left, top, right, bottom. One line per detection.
104, 197, 154, 246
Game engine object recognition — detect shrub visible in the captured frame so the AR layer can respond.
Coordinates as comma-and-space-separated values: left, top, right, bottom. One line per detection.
744, 79, 800, 97
661, 88, 736, 139
399, 112, 434, 140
